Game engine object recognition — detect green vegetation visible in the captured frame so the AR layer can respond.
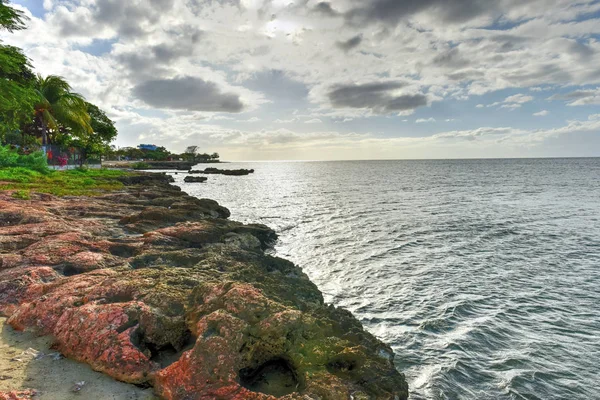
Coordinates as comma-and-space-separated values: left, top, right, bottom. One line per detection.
106, 145, 220, 163
1, 143, 127, 197
0, 144, 49, 172
31, 74, 92, 145
0, 1, 117, 165
0, 166, 128, 197
131, 161, 150, 169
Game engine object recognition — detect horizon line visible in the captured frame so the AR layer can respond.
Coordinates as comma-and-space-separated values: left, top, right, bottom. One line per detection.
220, 156, 600, 163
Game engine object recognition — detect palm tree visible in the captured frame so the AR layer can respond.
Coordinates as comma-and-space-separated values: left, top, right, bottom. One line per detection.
0, 0, 28, 32
33, 74, 91, 146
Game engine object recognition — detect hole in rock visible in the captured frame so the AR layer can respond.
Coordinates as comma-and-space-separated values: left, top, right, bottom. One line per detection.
105, 292, 135, 304
131, 328, 197, 368
239, 358, 302, 396
62, 264, 83, 277
327, 359, 357, 373
108, 243, 139, 258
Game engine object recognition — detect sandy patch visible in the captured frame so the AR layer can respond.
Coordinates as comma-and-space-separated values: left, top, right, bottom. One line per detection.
0, 318, 157, 400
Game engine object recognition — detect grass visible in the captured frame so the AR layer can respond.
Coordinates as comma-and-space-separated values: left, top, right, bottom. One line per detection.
0, 167, 130, 197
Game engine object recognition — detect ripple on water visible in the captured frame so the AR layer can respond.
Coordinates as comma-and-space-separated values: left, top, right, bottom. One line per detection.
173, 158, 600, 399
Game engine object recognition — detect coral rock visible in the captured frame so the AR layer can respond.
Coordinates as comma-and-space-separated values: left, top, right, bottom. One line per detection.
0, 174, 408, 399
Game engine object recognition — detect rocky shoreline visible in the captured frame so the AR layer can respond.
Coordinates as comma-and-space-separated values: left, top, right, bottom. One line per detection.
0, 173, 408, 399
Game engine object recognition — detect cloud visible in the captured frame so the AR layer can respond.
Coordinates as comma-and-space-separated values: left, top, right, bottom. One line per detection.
501, 103, 522, 109
344, 0, 497, 26
504, 94, 534, 104
305, 118, 323, 124
327, 81, 428, 114
533, 110, 549, 116
483, 93, 534, 109
548, 88, 600, 106
416, 118, 436, 123
336, 35, 363, 52
50, 0, 177, 39
432, 127, 515, 140
312, 2, 340, 17
132, 76, 245, 112
432, 48, 470, 69
9, 0, 600, 160
274, 117, 299, 123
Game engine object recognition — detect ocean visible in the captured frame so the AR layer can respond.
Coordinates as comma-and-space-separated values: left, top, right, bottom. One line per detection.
172, 158, 600, 399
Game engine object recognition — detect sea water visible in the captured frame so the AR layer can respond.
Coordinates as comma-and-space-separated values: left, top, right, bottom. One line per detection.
173, 158, 600, 399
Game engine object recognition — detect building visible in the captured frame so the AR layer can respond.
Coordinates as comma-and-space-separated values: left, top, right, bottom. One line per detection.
138, 144, 158, 151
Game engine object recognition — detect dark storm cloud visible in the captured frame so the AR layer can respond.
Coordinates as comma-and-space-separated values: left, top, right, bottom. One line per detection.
133, 77, 245, 112
336, 35, 363, 52
328, 81, 428, 113
344, 0, 497, 26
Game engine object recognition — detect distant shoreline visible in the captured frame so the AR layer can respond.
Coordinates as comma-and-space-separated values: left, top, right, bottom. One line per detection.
103, 160, 221, 170
199, 156, 600, 163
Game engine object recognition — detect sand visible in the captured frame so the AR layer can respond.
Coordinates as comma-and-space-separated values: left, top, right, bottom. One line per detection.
0, 318, 157, 400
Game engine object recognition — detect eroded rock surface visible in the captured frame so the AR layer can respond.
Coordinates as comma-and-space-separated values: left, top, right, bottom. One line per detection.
0, 173, 408, 399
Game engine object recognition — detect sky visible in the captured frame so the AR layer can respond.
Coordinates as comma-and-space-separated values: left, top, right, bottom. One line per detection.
2, 0, 600, 160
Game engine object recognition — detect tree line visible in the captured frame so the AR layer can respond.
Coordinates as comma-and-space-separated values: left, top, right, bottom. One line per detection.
0, 0, 117, 165
106, 145, 219, 163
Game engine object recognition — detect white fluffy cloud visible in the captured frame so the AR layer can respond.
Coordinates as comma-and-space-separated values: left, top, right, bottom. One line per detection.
3, 0, 600, 158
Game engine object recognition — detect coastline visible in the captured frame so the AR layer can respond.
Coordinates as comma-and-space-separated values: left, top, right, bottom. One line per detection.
0, 172, 408, 399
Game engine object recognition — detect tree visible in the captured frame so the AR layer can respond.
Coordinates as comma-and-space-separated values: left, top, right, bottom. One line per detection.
66, 102, 117, 164
0, 46, 36, 141
0, 0, 27, 32
210, 152, 219, 160
32, 74, 92, 146
143, 146, 171, 161
0, 1, 35, 142
185, 145, 198, 162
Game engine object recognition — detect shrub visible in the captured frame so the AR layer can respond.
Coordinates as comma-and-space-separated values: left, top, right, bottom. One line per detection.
17, 151, 50, 173
0, 145, 19, 167
0, 145, 49, 173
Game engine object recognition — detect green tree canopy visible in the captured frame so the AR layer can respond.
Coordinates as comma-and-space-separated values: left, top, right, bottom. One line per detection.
0, 1, 119, 163
0, 2, 35, 141
87, 102, 117, 143
70, 102, 117, 163
32, 74, 92, 145
0, 0, 27, 32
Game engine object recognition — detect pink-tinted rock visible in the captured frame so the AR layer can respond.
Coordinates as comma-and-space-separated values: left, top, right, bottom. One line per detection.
0, 266, 59, 316
0, 174, 408, 399
0, 390, 38, 400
